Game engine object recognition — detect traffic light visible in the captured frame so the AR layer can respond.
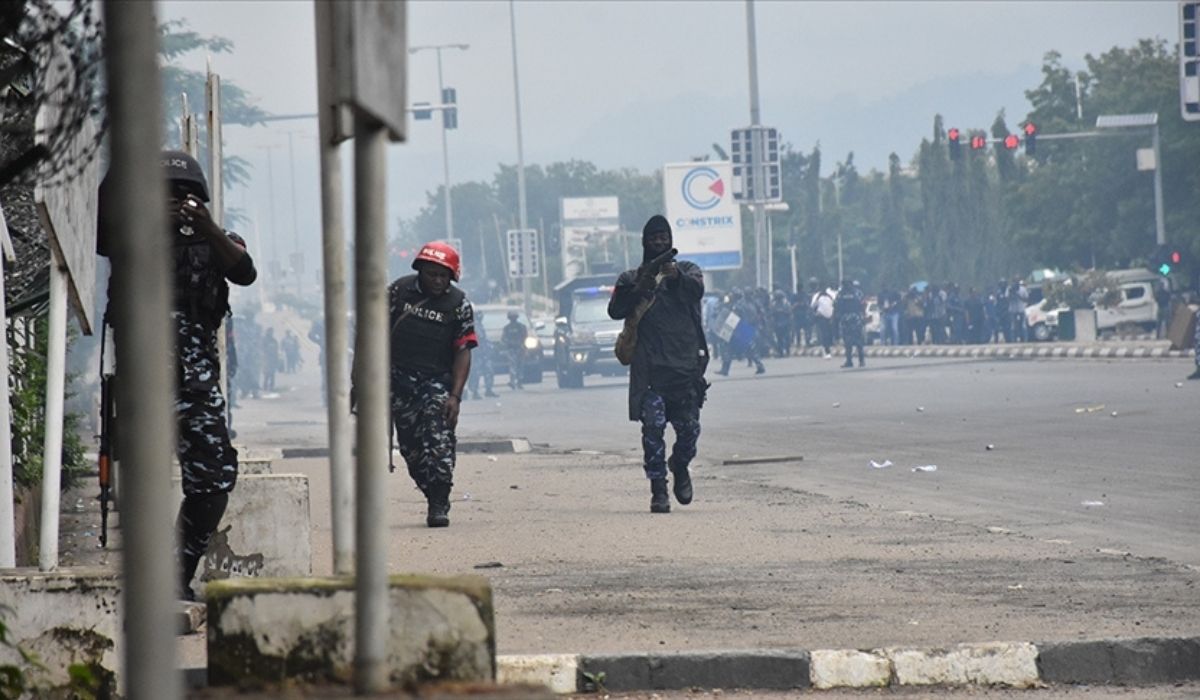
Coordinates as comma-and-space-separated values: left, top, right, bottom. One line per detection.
441, 87, 458, 130
1150, 245, 1183, 276
1023, 122, 1037, 155
970, 132, 988, 151
1003, 134, 1020, 150
948, 127, 961, 161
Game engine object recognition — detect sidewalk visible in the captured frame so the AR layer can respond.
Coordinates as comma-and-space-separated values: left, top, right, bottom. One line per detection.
795, 338, 1194, 361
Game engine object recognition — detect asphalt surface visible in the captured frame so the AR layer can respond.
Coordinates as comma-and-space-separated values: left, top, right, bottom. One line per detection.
157, 315, 1199, 693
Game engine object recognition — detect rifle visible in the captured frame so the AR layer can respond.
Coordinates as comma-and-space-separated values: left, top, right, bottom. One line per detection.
97, 316, 115, 548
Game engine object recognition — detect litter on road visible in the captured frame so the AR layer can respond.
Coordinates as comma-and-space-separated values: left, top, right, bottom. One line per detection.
870, 460, 893, 469
912, 465, 938, 473
1082, 500, 1106, 507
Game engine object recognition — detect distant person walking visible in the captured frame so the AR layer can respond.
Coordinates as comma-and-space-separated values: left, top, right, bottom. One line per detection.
262, 327, 279, 391
834, 279, 866, 368
810, 283, 835, 358
501, 311, 527, 390
608, 215, 709, 514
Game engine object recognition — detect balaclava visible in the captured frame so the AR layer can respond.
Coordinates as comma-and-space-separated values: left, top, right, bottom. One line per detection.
641, 214, 673, 264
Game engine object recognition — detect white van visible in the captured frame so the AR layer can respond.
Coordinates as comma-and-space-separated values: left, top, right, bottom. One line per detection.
1094, 269, 1160, 333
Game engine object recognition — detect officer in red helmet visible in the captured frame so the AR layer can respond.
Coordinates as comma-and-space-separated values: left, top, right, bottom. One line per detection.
387, 241, 477, 527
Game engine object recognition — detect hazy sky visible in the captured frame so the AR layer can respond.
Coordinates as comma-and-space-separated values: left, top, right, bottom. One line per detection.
158, 1, 1179, 268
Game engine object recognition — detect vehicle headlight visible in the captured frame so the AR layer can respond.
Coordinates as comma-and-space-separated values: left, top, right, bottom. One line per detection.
571, 351, 588, 363
524, 336, 539, 350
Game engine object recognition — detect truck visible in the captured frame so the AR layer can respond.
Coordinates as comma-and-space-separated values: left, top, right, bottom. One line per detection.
551, 272, 627, 388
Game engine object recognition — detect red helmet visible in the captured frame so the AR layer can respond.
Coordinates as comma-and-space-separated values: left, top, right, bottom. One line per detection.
412, 241, 461, 281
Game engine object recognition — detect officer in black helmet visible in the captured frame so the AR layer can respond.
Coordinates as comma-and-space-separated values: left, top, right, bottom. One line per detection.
100, 150, 257, 600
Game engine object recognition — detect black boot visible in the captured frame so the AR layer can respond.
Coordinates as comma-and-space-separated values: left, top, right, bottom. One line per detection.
177, 491, 229, 600
1189, 367, 1200, 380
670, 460, 693, 505
426, 482, 451, 528
650, 478, 670, 513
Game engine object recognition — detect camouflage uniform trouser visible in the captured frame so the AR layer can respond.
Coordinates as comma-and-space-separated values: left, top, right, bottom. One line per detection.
639, 389, 701, 481
391, 369, 456, 493
173, 313, 238, 583
175, 315, 238, 496
1194, 309, 1200, 369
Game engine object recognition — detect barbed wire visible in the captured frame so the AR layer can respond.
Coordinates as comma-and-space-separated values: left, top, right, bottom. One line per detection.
1, 0, 106, 190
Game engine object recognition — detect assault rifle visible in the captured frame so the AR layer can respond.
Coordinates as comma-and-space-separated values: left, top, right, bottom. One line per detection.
97, 317, 115, 548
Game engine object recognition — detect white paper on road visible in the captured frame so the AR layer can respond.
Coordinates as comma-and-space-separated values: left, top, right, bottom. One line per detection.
912, 465, 938, 473
870, 460, 893, 469
1081, 500, 1105, 507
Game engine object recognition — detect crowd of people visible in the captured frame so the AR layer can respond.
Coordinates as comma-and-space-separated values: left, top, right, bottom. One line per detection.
704, 277, 1054, 373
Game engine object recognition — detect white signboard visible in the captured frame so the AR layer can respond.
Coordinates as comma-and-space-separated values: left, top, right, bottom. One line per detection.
506, 228, 540, 279
662, 161, 742, 271
560, 196, 619, 280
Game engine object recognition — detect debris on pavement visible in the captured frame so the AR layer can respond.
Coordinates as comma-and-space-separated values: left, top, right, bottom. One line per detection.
986, 444, 995, 450
1081, 500, 1105, 507
916, 406, 925, 412
473, 561, 504, 569
912, 465, 938, 473
832, 402, 841, 408
870, 460, 893, 469
1075, 404, 1106, 414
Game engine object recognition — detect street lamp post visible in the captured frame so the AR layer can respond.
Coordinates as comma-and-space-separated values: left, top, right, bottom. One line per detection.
409, 43, 469, 241
1095, 113, 1165, 246
764, 202, 789, 291
508, 1, 531, 317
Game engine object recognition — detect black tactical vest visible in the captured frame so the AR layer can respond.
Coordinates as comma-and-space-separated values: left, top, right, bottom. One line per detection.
389, 274, 465, 376
174, 241, 229, 331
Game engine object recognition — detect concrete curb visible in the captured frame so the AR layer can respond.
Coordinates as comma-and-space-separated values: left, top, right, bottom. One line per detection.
794, 343, 1194, 360
281, 438, 532, 460
497, 637, 1200, 693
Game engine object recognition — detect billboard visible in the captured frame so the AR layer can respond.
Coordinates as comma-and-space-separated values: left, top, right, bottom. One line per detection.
560, 196, 620, 280
662, 161, 742, 271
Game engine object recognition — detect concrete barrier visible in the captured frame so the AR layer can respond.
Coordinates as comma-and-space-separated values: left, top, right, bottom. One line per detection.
171, 473, 312, 585
0, 568, 121, 695
206, 575, 495, 688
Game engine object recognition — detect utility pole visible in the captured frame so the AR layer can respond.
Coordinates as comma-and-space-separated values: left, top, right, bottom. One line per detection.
409, 43, 468, 240
509, 0, 531, 316
745, 0, 767, 290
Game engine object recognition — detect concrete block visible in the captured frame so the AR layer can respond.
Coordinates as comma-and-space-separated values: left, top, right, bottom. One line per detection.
884, 642, 1038, 688
497, 654, 579, 693
580, 651, 808, 691
810, 648, 891, 689
1038, 637, 1200, 684
206, 575, 495, 688
240, 458, 273, 475
171, 474, 312, 584
0, 568, 121, 695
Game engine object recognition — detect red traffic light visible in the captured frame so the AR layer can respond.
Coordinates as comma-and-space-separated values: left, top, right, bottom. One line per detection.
970, 134, 988, 150
1023, 122, 1037, 136
1170, 250, 1182, 264
1003, 134, 1020, 150
948, 128, 960, 141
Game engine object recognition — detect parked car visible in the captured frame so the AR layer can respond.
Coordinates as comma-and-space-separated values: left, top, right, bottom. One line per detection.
475, 304, 543, 384
1024, 268, 1162, 341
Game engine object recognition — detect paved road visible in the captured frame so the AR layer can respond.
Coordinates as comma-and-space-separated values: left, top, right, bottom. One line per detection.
183, 318, 1200, 694
459, 354, 1200, 568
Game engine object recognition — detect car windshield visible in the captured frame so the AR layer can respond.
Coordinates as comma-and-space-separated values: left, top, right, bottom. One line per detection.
573, 298, 611, 324
479, 309, 525, 334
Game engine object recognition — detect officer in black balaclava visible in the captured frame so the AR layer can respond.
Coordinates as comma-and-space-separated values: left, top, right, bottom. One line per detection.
608, 215, 709, 514
99, 150, 257, 600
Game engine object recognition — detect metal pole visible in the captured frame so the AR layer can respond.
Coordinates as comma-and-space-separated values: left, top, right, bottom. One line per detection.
103, 0, 180, 695
1152, 123, 1165, 246
509, 0, 531, 318
265, 146, 278, 277
353, 115, 390, 694
314, 0, 354, 575
834, 176, 843, 283
788, 244, 798, 295
436, 50, 454, 241
288, 132, 300, 255
745, 0, 766, 289
766, 213, 774, 291
0, 250, 13, 567
37, 259, 68, 570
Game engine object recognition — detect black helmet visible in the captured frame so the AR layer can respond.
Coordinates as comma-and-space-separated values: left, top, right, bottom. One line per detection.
161, 150, 210, 202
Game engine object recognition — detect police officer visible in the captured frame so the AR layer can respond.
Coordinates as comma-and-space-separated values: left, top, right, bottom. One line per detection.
386, 242, 477, 527
835, 279, 866, 368
101, 150, 258, 600
467, 309, 499, 400
501, 310, 527, 390
608, 215, 709, 514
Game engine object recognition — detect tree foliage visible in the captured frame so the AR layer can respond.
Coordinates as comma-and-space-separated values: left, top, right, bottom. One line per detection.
399, 38, 1199, 298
